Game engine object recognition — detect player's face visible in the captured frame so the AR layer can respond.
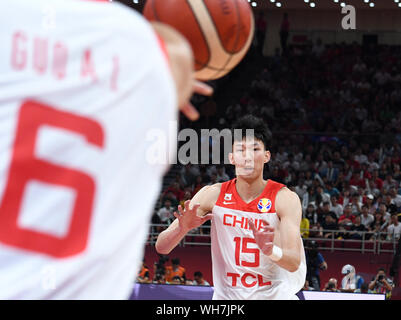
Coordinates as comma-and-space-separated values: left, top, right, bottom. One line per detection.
229, 138, 270, 179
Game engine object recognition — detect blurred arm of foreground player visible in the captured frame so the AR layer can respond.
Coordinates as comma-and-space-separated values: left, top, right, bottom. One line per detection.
151, 22, 213, 121
249, 188, 303, 272
155, 184, 221, 255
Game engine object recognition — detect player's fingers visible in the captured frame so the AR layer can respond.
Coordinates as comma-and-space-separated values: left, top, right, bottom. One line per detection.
262, 225, 274, 233
201, 213, 213, 222
184, 200, 191, 212
177, 205, 184, 216
248, 219, 257, 234
180, 103, 199, 121
261, 242, 274, 255
173, 211, 181, 219
193, 80, 213, 96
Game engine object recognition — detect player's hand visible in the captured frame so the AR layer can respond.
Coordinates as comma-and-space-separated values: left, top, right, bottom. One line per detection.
249, 219, 275, 256
179, 80, 213, 121
173, 200, 213, 232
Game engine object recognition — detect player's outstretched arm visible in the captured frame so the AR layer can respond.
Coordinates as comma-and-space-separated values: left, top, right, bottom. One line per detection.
155, 184, 220, 255
151, 22, 213, 121
250, 188, 303, 272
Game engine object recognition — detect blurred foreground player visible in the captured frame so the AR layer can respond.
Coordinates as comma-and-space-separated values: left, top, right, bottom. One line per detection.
156, 115, 306, 299
0, 0, 212, 299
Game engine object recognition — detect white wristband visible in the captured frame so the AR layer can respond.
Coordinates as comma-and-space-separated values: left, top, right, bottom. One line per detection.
268, 245, 283, 262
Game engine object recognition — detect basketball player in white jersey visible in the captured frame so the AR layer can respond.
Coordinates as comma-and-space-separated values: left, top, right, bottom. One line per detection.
156, 115, 307, 300
0, 0, 212, 299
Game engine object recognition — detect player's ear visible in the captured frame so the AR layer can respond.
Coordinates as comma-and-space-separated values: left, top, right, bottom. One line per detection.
228, 152, 235, 165
264, 150, 271, 164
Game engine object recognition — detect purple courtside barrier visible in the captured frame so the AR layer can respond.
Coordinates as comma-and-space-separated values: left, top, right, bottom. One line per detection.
130, 283, 214, 300
129, 284, 385, 300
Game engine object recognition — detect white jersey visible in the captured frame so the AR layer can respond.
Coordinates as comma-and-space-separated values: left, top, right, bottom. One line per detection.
0, 0, 177, 299
211, 179, 306, 300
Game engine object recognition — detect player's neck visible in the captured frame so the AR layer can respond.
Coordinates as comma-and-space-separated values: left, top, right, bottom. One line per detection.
235, 176, 267, 203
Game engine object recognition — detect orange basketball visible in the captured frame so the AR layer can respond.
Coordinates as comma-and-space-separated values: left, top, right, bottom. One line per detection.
143, 0, 255, 80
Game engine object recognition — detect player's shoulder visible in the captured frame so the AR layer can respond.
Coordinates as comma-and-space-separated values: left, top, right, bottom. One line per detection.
194, 183, 222, 209
276, 186, 298, 199
200, 183, 223, 197
276, 187, 302, 209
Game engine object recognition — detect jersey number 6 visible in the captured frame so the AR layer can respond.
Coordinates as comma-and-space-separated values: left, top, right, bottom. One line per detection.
0, 100, 104, 258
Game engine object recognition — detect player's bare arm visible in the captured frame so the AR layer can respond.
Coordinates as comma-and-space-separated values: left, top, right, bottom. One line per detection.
250, 187, 302, 273
155, 183, 221, 255
151, 22, 213, 121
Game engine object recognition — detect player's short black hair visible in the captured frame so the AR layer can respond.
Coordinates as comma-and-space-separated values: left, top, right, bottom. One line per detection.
231, 115, 271, 150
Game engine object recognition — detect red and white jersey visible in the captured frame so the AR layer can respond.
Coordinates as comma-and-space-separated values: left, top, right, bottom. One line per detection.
211, 179, 306, 300
0, 0, 177, 299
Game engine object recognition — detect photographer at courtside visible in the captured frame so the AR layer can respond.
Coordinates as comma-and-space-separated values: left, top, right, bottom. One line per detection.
369, 267, 394, 299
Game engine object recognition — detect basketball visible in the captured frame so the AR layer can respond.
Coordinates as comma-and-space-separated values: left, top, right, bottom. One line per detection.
143, 0, 255, 80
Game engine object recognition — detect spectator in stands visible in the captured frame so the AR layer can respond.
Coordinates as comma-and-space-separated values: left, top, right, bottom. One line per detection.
320, 214, 338, 239
305, 240, 328, 291
193, 271, 210, 286
389, 187, 401, 209
350, 194, 362, 215
387, 214, 401, 241
319, 201, 337, 222
302, 187, 318, 212
137, 260, 151, 283
305, 203, 319, 237
340, 264, 364, 292
300, 211, 310, 239
163, 182, 184, 204
369, 268, 394, 299
340, 189, 352, 208
170, 275, 184, 285
349, 215, 368, 240
156, 199, 175, 226
383, 173, 398, 191
360, 204, 374, 231
165, 258, 186, 283
161, 190, 179, 208
323, 278, 341, 292
377, 204, 391, 224
295, 178, 308, 199
338, 203, 356, 228
384, 194, 398, 215
321, 161, 339, 183
316, 185, 331, 206
330, 195, 343, 219
365, 194, 376, 216
153, 270, 166, 284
